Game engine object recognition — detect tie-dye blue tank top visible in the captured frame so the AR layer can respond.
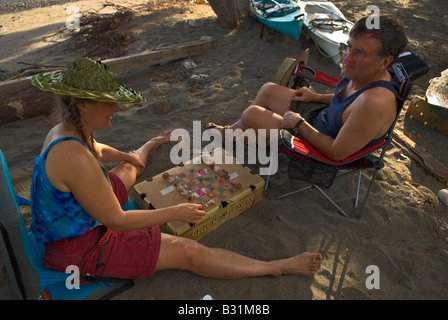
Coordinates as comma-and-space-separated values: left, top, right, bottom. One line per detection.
30, 137, 99, 243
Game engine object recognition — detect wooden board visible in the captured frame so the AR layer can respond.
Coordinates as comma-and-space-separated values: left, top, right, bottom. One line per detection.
393, 129, 448, 184
405, 96, 448, 135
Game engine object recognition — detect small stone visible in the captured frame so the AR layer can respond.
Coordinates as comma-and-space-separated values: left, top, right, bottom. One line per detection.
154, 100, 171, 114
438, 189, 448, 206
181, 59, 197, 70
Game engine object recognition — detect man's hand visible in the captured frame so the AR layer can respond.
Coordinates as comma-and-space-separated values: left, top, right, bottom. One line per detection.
281, 111, 302, 129
292, 87, 333, 104
292, 87, 317, 102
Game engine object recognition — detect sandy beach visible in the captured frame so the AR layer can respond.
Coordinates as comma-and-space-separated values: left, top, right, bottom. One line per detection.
0, 0, 447, 301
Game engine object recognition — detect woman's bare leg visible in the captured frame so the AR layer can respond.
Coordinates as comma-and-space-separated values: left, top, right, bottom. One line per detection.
110, 131, 171, 190
155, 233, 322, 279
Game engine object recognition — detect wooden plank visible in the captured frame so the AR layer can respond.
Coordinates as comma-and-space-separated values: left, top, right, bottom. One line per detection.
393, 129, 448, 184
405, 96, 448, 135
0, 39, 214, 125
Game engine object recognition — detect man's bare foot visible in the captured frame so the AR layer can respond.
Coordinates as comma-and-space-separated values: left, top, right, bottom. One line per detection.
205, 123, 229, 136
278, 252, 322, 276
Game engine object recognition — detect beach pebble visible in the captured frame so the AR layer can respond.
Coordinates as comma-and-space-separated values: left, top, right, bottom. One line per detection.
200, 36, 213, 41
438, 189, 448, 206
181, 59, 197, 70
187, 19, 200, 27
153, 100, 171, 114
393, 151, 408, 160
190, 73, 209, 84
406, 201, 418, 208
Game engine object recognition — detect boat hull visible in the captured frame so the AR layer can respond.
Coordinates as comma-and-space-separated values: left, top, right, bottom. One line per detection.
298, 1, 353, 65
250, 0, 304, 40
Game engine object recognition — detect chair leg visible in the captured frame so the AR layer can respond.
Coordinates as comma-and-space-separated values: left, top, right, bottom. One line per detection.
263, 149, 278, 192
276, 185, 314, 199
354, 170, 362, 208
264, 173, 271, 192
356, 168, 380, 218
277, 184, 350, 218
313, 185, 350, 218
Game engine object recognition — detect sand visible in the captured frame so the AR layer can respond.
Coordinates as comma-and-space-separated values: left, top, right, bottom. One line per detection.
0, 0, 447, 301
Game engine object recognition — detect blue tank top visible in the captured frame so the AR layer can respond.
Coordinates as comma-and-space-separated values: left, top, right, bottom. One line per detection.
30, 137, 99, 243
311, 78, 402, 147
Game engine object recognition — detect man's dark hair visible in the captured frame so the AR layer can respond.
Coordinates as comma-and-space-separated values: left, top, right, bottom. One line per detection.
350, 14, 408, 63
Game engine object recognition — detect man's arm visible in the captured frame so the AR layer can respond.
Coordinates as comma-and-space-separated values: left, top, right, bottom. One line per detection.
293, 87, 333, 105
284, 87, 397, 160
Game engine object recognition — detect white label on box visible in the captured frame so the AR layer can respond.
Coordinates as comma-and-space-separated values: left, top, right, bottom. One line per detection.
229, 172, 239, 180
161, 185, 176, 195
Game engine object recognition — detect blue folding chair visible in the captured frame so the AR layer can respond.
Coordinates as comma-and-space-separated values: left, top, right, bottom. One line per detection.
0, 149, 134, 299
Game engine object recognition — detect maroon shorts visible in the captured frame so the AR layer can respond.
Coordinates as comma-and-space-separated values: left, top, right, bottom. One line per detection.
44, 172, 161, 279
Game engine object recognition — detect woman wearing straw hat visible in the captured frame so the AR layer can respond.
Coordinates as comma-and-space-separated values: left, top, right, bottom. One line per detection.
30, 57, 321, 281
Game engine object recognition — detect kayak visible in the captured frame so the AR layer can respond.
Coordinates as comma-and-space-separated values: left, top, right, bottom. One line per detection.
298, 0, 353, 65
250, 0, 304, 40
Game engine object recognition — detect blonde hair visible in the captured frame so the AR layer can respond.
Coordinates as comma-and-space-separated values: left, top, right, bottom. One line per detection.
59, 96, 109, 180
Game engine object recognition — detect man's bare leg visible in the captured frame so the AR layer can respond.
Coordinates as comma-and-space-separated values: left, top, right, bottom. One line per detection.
206, 82, 293, 138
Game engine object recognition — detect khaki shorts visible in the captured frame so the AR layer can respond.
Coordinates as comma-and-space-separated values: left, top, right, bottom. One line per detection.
290, 101, 327, 122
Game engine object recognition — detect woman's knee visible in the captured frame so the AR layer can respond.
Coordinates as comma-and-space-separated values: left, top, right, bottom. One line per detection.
179, 239, 207, 268
158, 235, 206, 270
109, 162, 138, 190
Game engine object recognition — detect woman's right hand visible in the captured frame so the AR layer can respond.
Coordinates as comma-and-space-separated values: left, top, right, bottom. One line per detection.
171, 203, 206, 224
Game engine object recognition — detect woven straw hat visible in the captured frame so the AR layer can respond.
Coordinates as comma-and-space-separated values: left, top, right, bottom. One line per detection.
31, 58, 145, 104
275, 49, 310, 87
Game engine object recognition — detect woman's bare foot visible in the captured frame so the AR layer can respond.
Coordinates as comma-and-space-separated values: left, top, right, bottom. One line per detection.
278, 252, 322, 276
150, 130, 172, 145
127, 131, 173, 170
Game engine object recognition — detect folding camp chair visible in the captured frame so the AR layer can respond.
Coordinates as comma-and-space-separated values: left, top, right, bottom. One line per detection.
0, 148, 135, 299
265, 49, 431, 218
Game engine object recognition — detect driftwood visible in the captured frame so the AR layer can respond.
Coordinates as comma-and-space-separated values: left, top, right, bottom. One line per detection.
0, 39, 214, 126
392, 129, 448, 184
104, 39, 214, 74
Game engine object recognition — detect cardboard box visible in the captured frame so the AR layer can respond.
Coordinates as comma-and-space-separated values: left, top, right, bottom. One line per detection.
132, 150, 265, 241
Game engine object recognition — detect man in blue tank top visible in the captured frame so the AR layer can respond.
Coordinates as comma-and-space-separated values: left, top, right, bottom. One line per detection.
206, 14, 408, 161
